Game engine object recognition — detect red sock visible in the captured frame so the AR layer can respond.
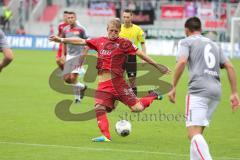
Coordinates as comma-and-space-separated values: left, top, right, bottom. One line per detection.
95, 109, 111, 139
139, 94, 157, 109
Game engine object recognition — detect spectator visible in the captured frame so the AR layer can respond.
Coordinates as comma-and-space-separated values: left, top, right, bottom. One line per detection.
143, 0, 153, 10
128, 0, 136, 11
0, 6, 4, 26
66, 0, 71, 7
16, 25, 26, 35
49, 24, 54, 35
47, 0, 52, 6
3, 7, 12, 32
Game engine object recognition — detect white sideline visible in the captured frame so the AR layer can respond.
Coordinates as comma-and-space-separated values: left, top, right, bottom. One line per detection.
0, 141, 239, 160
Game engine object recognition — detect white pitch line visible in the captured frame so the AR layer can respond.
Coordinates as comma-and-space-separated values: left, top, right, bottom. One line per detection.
0, 141, 239, 160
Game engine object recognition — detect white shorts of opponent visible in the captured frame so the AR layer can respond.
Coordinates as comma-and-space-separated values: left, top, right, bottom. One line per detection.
62, 54, 86, 76
185, 94, 219, 127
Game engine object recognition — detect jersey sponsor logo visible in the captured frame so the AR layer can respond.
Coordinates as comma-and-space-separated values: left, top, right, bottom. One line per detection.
100, 49, 112, 55
204, 69, 218, 76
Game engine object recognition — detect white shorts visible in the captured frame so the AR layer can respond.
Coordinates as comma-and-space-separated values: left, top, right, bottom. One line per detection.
62, 54, 85, 76
185, 94, 219, 127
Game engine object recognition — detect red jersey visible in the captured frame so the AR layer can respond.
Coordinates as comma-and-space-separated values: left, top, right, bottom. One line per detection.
86, 37, 138, 77
58, 22, 68, 36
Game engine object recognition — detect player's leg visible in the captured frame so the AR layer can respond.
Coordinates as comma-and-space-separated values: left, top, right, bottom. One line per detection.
56, 57, 64, 70
186, 95, 214, 160
70, 73, 82, 103
64, 73, 86, 103
189, 99, 218, 160
92, 89, 115, 142
56, 44, 64, 70
78, 66, 87, 99
0, 48, 14, 72
92, 104, 111, 142
116, 77, 162, 112
71, 56, 87, 101
126, 55, 137, 95
72, 71, 87, 102
63, 55, 87, 103
130, 90, 163, 112
128, 76, 136, 94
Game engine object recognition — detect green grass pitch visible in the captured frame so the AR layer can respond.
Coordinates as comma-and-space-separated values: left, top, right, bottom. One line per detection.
0, 49, 239, 160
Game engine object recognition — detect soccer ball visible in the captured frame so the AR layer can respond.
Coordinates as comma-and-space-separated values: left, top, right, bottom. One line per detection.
115, 120, 132, 137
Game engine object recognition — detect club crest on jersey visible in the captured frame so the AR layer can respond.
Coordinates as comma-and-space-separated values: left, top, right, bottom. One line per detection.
119, 40, 132, 50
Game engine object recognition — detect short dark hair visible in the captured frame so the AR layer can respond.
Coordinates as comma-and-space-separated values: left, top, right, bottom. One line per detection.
68, 11, 76, 15
185, 17, 201, 32
124, 9, 133, 15
63, 11, 69, 14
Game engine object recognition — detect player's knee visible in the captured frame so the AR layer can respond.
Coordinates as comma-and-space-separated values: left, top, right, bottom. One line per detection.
7, 54, 14, 62
131, 103, 144, 112
64, 74, 77, 84
70, 74, 78, 82
187, 127, 203, 140
5, 50, 14, 61
56, 59, 60, 64
187, 132, 193, 140
95, 104, 107, 112
64, 75, 72, 84
69, 77, 75, 83
56, 58, 64, 66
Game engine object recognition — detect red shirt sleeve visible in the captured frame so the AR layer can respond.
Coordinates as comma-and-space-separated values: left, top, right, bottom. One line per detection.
86, 38, 99, 51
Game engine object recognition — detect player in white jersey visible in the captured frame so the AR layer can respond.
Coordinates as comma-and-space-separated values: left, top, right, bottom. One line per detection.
62, 12, 88, 103
168, 17, 240, 160
0, 28, 13, 73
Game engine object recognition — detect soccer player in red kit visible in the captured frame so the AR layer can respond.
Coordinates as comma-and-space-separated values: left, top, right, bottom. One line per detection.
56, 11, 69, 70
49, 18, 171, 142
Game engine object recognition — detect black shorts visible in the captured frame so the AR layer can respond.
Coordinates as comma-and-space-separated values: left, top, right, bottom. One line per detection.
125, 55, 136, 78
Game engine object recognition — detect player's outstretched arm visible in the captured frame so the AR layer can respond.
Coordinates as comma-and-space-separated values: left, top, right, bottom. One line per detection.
224, 61, 240, 111
49, 35, 87, 45
167, 56, 187, 103
0, 48, 14, 72
135, 50, 171, 74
